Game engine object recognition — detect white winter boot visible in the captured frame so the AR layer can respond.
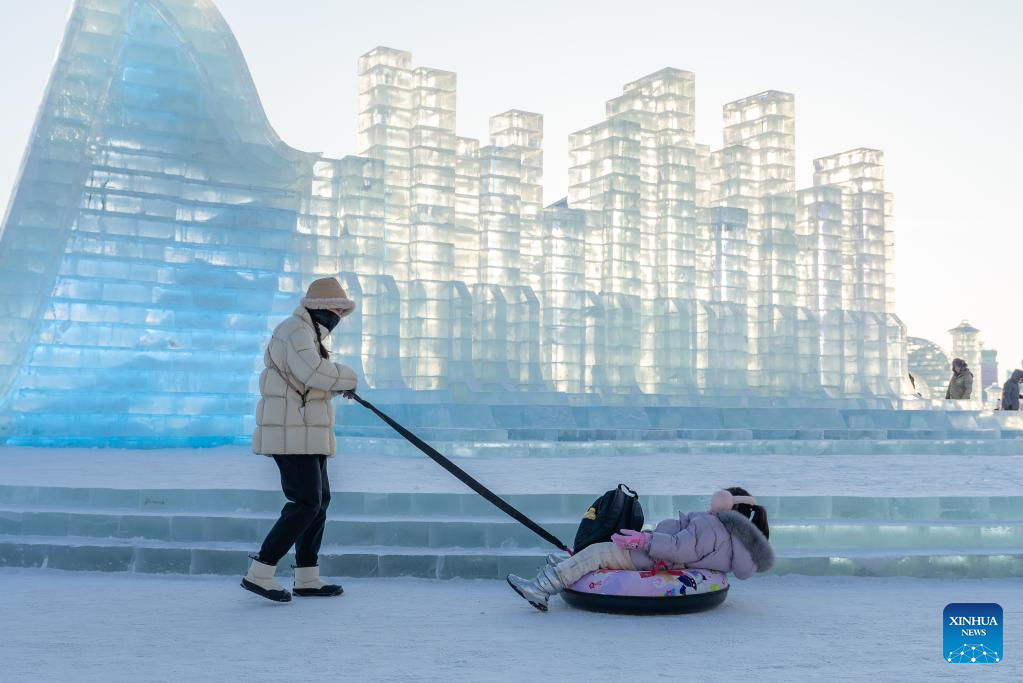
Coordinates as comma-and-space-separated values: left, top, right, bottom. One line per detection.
293, 565, 343, 597
506, 565, 565, 612
241, 557, 291, 603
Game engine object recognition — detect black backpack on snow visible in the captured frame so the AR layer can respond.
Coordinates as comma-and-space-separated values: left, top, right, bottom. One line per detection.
573, 484, 644, 553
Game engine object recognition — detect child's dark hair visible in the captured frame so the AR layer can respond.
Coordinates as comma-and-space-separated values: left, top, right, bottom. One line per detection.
726, 486, 770, 540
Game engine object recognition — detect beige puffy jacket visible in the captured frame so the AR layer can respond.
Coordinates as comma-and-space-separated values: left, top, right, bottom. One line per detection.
252, 306, 357, 456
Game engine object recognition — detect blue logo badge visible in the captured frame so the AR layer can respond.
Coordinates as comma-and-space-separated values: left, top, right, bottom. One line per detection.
944, 603, 1002, 663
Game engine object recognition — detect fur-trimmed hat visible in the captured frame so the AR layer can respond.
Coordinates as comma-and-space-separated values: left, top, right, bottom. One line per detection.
301, 277, 356, 317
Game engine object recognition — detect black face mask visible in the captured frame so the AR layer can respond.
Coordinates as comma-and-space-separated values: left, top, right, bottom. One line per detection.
307, 308, 341, 333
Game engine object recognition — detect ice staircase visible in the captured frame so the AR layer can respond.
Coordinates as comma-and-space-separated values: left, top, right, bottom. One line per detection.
1, 484, 1020, 580
332, 403, 1023, 444
8, 402, 1022, 449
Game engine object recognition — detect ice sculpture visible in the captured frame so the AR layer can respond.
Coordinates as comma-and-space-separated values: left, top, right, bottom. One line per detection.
540, 200, 587, 393
710, 92, 823, 396
908, 337, 952, 399
0, 0, 914, 445
813, 149, 907, 396
0, 0, 338, 444
796, 187, 844, 394
695, 207, 750, 393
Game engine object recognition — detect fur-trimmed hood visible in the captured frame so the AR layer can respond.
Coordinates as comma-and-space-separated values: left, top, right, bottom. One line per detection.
716, 510, 775, 576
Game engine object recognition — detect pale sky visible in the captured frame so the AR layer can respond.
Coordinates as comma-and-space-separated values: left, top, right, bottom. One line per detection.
2, 0, 1021, 380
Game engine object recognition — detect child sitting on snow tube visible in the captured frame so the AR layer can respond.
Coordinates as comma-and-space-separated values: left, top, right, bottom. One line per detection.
507, 487, 774, 612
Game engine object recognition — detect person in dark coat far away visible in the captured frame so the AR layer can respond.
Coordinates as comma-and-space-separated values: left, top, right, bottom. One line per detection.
1002, 369, 1023, 411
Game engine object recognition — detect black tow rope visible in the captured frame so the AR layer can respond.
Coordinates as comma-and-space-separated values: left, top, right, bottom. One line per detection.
349, 393, 571, 553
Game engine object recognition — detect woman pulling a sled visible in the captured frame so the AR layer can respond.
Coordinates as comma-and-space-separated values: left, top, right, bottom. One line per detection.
242, 277, 358, 603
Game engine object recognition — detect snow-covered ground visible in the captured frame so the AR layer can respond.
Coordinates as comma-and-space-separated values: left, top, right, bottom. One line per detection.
2, 445, 1022, 495
0, 569, 1018, 682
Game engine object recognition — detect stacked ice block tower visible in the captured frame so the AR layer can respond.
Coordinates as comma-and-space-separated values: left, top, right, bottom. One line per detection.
813, 149, 906, 396
711, 92, 807, 395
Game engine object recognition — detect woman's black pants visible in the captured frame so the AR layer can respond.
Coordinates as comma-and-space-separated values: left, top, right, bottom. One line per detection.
257, 454, 331, 568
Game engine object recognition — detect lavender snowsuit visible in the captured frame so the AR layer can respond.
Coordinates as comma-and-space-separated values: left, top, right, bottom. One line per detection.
550, 510, 774, 588
630, 510, 773, 579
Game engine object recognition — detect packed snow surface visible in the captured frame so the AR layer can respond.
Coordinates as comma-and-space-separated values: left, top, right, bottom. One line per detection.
1, 445, 1021, 495
0, 569, 1019, 682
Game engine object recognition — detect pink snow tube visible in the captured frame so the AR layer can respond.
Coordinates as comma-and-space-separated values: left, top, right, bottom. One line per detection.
561, 563, 729, 614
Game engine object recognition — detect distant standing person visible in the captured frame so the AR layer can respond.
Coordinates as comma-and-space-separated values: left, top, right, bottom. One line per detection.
1001, 369, 1023, 410
944, 358, 973, 400
242, 277, 358, 603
